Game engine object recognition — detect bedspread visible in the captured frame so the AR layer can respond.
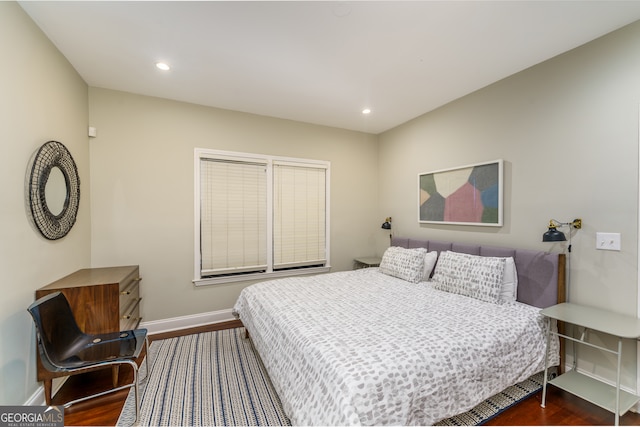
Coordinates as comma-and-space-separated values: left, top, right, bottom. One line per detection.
233, 268, 559, 426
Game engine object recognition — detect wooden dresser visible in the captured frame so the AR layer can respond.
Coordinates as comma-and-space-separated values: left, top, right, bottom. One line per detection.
34, 265, 142, 404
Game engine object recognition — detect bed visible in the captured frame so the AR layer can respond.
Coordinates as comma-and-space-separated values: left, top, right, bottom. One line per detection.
232, 237, 565, 425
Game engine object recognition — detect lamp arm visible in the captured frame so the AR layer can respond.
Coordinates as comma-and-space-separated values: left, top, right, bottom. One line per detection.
548, 218, 582, 229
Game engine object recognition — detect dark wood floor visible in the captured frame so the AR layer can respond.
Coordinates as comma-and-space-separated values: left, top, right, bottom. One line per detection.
53, 321, 640, 426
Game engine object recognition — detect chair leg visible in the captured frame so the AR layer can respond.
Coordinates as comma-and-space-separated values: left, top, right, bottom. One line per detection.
140, 336, 151, 382
132, 363, 140, 425
60, 360, 140, 416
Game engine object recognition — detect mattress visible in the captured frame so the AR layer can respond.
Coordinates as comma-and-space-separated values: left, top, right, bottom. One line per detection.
233, 267, 559, 425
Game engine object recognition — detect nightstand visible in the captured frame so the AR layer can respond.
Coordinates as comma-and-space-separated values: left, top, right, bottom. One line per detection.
353, 256, 382, 269
540, 302, 640, 426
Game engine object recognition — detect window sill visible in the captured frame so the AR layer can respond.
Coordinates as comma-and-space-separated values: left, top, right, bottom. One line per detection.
193, 265, 332, 287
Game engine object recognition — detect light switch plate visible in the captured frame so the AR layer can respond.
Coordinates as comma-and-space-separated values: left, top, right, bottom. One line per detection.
596, 232, 621, 251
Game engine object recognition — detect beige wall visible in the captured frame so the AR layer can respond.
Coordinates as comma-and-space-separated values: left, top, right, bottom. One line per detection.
88, 88, 379, 321
0, 2, 90, 405
378, 21, 640, 389
5, 0, 640, 405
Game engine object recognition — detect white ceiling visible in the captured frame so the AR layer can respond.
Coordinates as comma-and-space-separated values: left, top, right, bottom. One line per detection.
19, 1, 640, 134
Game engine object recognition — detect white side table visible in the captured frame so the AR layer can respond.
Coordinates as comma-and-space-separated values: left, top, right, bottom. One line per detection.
353, 256, 382, 269
540, 302, 640, 425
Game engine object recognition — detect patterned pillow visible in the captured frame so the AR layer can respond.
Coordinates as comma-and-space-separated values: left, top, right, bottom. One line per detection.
379, 246, 428, 283
432, 251, 506, 304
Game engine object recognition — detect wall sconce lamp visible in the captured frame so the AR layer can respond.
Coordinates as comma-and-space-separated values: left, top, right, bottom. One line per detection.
542, 218, 581, 302
542, 218, 582, 252
542, 218, 582, 242
381, 217, 392, 230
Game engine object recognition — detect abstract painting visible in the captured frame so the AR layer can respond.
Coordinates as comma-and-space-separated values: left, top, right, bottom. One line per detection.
418, 160, 503, 226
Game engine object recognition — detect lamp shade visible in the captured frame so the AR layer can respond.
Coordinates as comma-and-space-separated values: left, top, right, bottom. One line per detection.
381, 217, 392, 229
542, 226, 566, 242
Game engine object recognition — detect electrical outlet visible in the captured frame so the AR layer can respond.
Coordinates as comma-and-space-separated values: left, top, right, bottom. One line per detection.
596, 232, 621, 251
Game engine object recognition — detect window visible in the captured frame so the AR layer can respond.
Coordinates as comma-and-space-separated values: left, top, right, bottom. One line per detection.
194, 149, 330, 285
199, 157, 267, 276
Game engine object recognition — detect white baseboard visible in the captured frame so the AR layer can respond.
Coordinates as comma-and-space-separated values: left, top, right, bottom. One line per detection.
25, 387, 46, 406
140, 308, 236, 335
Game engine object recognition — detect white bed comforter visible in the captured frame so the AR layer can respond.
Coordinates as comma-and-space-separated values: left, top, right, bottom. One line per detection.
233, 268, 559, 426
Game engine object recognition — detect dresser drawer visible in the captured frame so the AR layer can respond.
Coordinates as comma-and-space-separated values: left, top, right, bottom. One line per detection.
119, 276, 140, 314
121, 297, 142, 330
119, 271, 142, 330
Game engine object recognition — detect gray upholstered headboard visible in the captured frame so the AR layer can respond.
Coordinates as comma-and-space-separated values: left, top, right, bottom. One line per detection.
391, 237, 566, 308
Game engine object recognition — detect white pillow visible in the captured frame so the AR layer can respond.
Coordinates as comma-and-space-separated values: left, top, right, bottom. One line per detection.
432, 251, 506, 304
379, 246, 428, 283
423, 251, 438, 281
499, 257, 518, 302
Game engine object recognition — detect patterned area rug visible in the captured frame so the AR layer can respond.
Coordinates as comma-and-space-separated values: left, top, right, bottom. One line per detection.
435, 372, 543, 426
117, 328, 543, 426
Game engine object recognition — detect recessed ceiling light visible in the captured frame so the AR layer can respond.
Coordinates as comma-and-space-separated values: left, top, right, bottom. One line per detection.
155, 62, 171, 71
362, 108, 371, 115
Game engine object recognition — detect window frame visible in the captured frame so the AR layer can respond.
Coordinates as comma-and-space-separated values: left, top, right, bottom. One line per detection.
193, 148, 331, 286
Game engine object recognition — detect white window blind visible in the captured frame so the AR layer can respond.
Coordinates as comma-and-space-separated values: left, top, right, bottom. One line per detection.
200, 158, 267, 276
195, 149, 330, 284
273, 163, 327, 269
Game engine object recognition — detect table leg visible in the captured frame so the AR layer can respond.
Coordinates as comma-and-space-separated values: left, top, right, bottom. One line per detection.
43, 379, 52, 405
541, 319, 552, 408
615, 338, 622, 426
112, 366, 120, 387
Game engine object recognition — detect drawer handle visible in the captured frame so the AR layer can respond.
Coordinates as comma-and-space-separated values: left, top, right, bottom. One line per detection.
121, 298, 142, 321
